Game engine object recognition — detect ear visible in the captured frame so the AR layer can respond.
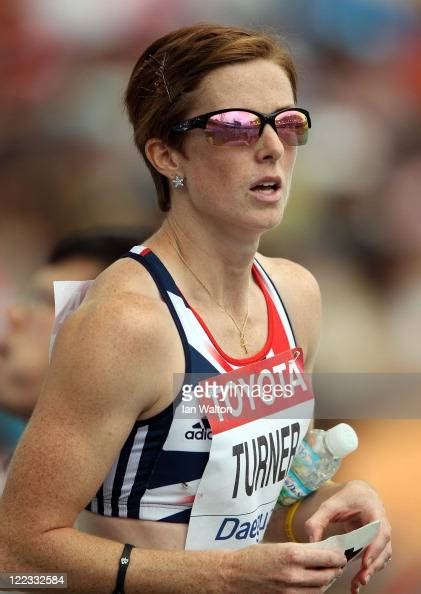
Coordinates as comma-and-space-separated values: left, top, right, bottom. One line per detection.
145, 138, 184, 179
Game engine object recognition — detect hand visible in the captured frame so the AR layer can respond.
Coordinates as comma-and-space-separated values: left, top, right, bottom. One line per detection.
223, 541, 347, 593
304, 480, 392, 593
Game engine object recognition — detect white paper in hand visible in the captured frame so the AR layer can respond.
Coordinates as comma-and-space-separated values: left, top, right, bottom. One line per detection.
309, 520, 381, 592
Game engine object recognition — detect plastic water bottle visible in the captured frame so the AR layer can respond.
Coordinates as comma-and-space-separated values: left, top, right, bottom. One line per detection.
278, 423, 358, 506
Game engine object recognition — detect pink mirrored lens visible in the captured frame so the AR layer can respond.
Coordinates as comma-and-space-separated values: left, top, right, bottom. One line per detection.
275, 110, 308, 146
205, 111, 260, 146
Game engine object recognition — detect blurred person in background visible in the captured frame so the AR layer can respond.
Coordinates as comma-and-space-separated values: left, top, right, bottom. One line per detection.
0, 23, 392, 594
0, 229, 151, 491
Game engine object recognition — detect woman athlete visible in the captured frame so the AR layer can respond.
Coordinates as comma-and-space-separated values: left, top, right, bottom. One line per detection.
0, 24, 391, 594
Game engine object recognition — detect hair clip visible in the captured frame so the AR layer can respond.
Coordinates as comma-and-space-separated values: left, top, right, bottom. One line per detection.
148, 53, 173, 102
137, 52, 174, 102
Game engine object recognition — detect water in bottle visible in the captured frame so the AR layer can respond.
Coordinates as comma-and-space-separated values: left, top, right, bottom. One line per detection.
278, 423, 358, 506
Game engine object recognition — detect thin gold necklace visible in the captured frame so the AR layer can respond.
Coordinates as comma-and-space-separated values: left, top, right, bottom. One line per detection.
165, 223, 250, 355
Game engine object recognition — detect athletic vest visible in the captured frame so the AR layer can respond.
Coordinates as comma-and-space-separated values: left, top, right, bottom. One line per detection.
86, 246, 298, 523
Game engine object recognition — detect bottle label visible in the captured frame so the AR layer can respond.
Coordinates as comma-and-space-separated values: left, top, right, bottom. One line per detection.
277, 440, 321, 505
279, 469, 312, 505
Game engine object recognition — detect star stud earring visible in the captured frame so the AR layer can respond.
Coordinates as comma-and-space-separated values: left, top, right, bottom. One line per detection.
171, 175, 185, 189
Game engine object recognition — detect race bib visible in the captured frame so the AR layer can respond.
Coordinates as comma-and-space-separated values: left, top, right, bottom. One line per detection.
185, 348, 314, 550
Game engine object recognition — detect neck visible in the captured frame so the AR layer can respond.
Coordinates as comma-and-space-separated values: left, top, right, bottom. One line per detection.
156, 206, 261, 313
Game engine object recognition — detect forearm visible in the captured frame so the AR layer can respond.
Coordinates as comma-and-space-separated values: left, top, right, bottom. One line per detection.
1, 526, 225, 594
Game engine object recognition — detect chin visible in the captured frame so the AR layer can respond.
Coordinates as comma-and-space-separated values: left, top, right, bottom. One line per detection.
250, 202, 286, 232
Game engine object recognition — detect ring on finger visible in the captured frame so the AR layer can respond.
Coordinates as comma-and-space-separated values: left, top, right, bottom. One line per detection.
383, 556, 392, 568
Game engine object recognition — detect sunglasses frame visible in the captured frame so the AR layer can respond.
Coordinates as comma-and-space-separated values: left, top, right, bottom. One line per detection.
170, 107, 311, 146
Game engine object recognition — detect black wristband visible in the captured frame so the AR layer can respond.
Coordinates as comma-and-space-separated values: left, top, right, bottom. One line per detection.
113, 543, 134, 594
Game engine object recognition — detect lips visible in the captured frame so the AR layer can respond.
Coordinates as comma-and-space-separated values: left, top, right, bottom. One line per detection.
249, 176, 282, 193
249, 176, 282, 203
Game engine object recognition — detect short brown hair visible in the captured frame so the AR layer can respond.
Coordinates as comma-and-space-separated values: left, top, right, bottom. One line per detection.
125, 24, 297, 212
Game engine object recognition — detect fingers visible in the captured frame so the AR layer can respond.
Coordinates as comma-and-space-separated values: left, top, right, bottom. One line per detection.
362, 521, 392, 570
305, 498, 340, 542
294, 566, 345, 588
298, 544, 347, 569
306, 479, 387, 543
351, 542, 392, 591
279, 545, 346, 590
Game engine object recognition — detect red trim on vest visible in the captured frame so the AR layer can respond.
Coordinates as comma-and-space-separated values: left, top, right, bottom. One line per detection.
205, 341, 234, 372
189, 263, 290, 366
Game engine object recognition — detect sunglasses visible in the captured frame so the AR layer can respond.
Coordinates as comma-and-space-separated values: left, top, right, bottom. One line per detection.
171, 107, 311, 147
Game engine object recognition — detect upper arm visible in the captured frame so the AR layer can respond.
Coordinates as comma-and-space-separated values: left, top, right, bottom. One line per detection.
260, 257, 322, 372
1, 294, 166, 538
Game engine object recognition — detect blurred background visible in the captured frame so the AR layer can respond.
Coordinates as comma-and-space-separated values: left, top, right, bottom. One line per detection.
0, 0, 420, 591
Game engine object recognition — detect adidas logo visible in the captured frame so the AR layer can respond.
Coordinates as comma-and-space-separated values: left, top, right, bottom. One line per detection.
185, 418, 212, 440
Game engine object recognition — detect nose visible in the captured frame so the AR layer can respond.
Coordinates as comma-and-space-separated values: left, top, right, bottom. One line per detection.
254, 124, 284, 162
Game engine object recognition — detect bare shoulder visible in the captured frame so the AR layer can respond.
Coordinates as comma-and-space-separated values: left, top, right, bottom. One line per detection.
256, 254, 322, 371
50, 256, 180, 417
87, 253, 163, 304
57, 257, 170, 360
257, 255, 321, 305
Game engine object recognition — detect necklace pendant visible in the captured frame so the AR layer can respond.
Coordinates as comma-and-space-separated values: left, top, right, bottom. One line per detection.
240, 335, 248, 355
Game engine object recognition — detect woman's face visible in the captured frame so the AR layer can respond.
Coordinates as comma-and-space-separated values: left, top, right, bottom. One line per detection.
175, 58, 299, 235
